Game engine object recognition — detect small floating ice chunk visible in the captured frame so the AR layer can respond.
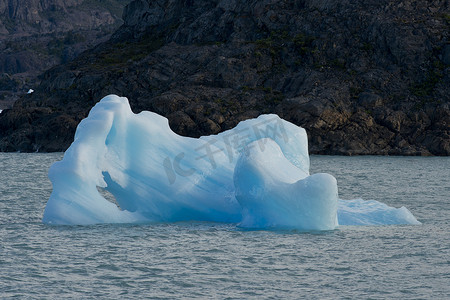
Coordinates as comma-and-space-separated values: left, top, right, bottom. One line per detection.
338, 199, 421, 225
27, 89, 34, 94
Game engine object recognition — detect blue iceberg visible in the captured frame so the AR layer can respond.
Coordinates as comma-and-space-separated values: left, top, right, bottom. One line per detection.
43, 95, 420, 229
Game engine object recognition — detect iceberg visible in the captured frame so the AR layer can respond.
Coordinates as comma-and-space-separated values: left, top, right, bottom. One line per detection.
43, 95, 420, 229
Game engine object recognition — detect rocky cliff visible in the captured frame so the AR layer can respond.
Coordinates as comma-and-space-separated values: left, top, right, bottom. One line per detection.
0, 0, 131, 108
0, 0, 449, 155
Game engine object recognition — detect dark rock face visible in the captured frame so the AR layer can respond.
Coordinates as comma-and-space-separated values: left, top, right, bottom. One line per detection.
0, 0, 131, 107
0, 0, 449, 155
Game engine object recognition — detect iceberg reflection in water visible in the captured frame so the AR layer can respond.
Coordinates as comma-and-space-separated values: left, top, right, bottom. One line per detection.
43, 95, 420, 229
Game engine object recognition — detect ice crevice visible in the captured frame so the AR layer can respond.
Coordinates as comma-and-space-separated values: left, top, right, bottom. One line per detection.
42, 95, 420, 229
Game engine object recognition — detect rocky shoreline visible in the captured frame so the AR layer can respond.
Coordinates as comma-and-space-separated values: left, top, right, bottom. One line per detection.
0, 0, 449, 155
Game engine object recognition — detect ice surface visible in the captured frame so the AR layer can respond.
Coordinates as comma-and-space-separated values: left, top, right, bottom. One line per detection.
43, 95, 420, 229
338, 199, 421, 225
234, 139, 338, 230
43, 95, 309, 225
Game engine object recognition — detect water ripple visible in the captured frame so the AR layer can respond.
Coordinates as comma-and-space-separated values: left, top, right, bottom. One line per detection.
0, 153, 449, 298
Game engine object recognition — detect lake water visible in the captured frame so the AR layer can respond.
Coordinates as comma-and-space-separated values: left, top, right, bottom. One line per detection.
0, 153, 449, 299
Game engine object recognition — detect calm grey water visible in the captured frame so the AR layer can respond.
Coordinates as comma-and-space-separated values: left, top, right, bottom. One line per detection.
0, 153, 449, 299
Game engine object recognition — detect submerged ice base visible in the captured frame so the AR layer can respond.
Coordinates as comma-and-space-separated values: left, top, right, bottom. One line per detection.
43, 95, 420, 229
